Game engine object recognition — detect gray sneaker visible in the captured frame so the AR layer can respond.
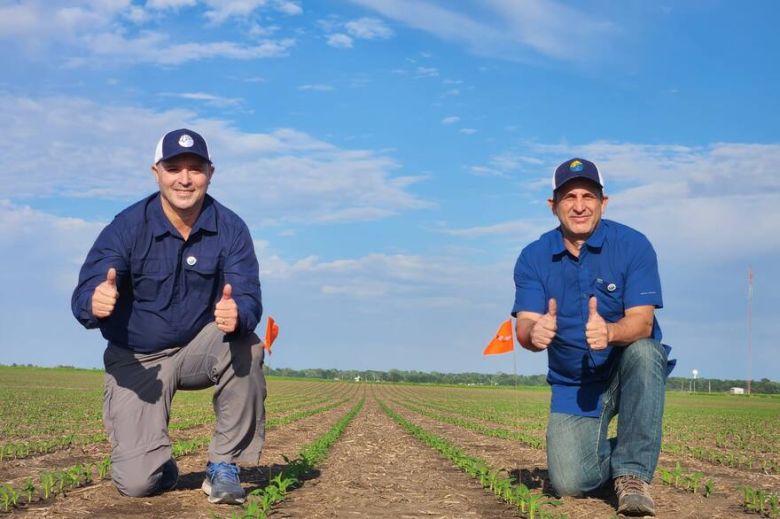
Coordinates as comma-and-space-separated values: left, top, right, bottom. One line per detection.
202, 462, 246, 504
615, 475, 655, 516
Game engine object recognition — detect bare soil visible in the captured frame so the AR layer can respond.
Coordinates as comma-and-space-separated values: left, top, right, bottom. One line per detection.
270, 396, 518, 519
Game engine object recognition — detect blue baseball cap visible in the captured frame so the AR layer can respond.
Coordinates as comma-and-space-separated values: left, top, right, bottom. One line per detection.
552, 158, 603, 191
154, 128, 211, 164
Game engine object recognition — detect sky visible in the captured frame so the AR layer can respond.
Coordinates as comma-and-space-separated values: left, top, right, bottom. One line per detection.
1, 0, 778, 382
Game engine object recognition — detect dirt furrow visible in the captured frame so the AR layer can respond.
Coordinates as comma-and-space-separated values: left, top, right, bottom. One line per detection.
381, 393, 759, 518
270, 395, 518, 519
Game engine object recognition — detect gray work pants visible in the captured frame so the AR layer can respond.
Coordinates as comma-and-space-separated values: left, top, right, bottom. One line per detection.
102, 322, 266, 497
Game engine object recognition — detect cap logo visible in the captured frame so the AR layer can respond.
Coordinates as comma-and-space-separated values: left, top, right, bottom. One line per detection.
569, 160, 584, 172
178, 134, 194, 148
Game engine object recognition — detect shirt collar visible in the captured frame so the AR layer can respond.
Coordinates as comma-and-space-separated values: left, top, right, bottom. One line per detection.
548, 219, 608, 256
585, 219, 607, 249
146, 193, 217, 238
192, 195, 217, 234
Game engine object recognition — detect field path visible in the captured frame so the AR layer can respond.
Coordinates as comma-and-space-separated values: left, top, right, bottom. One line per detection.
270, 394, 518, 519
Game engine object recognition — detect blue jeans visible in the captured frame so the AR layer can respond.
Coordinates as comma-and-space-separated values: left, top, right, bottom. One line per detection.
545, 339, 668, 496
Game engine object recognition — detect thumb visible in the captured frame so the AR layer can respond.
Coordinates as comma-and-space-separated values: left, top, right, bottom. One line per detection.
588, 296, 598, 318
222, 283, 233, 300
106, 268, 117, 287
548, 298, 557, 318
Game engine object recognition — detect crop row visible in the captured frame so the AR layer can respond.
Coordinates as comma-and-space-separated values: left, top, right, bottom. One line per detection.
228, 398, 365, 519
740, 485, 780, 518
658, 462, 715, 496
386, 387, 548, 431
389, 397, 544, 449
377, 398, 564, 519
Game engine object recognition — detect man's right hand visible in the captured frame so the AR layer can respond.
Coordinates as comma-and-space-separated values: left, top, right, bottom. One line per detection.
91, 268, 118, 319
529, 298, 557, 350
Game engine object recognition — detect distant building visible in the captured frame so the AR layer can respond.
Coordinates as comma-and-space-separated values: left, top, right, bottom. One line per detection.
354, 375, 361, 382
729, 387, 745, 395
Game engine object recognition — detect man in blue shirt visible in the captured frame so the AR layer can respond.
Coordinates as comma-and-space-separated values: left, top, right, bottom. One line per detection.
512, 158, 672, 517
72, 129, 265, 505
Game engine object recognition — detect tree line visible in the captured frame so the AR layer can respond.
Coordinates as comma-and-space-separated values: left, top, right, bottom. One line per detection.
4, 364, 778, 394
264, 366, 780, 394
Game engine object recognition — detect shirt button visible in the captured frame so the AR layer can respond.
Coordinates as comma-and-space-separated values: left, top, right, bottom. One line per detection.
186, 256, 197, 266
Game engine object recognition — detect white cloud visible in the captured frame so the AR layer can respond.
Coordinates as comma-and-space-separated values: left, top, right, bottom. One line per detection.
0, 1, 297, 65
348, 0, 614, 62
468, 141, 780, 262
297, 84, 335, 92
203, 0, 269, 24
468, 151, 543, 178
459, 128, 477, 135
0, 93, 429, 225
274, 0, 302, 16
327, 33, 353, 48
0, 200, 105, 295
443, 219, 549, 240
415, 66, 439, 78
147, 0, 197, 9
84, 32, 295, 64
159, 91, 243, 107
344, 17, 393, 40
441, 116, 460, 125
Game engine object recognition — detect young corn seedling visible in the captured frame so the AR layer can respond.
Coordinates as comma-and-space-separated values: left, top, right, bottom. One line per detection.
703, 479, 715, 497
40, 472, 55, 499
0, 485, 18, 512
23, 479, 35, 504
97, 458, 112, 479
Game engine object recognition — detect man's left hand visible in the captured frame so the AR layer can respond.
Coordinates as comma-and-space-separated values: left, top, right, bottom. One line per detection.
215, 284, 238, 333
586, 296, 610, 350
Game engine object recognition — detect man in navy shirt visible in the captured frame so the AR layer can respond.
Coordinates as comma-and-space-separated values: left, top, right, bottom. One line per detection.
512, 158, 672, 516
72, 129, 265, 505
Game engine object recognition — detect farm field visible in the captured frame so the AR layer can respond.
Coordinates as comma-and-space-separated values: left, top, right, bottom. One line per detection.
1, 366, 779, 518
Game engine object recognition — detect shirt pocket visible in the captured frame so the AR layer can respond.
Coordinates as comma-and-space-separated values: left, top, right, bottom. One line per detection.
184, 255, 220, 301
131, 258, 170, 303
593, 278, 624, 322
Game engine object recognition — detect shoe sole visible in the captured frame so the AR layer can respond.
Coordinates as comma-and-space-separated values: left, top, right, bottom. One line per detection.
201, 479, 246, 504
617, 504, 655, 517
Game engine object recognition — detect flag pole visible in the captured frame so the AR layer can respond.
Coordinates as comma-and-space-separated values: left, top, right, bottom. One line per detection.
512, 340, 520, 432
747, 266, 753, 396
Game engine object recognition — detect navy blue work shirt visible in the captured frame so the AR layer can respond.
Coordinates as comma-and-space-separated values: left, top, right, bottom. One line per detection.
512, 219, 671, 417
72, 193, 262, 353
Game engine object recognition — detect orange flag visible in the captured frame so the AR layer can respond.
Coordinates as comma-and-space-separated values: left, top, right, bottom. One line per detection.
483, 319, 514, 355
264, 316, 279, 354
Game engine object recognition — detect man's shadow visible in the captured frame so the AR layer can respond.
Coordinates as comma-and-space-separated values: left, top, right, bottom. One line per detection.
177, 463, 322, 495
509, 467, 618, 508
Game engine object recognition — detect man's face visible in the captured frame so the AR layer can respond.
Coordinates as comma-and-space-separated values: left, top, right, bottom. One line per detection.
548, 179, 608, 242
152, 154, 214, 215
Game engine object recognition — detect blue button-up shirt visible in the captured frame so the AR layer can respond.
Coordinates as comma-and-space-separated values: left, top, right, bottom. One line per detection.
72, 193, 262, 353
512, 219, 669, 416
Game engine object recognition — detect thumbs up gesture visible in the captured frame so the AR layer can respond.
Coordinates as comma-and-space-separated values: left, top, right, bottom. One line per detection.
530, 298, 557, 350
586, 296, 610, 350
91, 268, 119, 319
215, 284, 238, 333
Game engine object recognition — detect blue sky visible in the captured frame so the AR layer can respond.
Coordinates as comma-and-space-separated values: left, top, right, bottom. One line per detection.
1, 0, 778, 382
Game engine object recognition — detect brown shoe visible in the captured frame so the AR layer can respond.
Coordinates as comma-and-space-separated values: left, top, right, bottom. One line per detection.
614, 475, 655, 516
